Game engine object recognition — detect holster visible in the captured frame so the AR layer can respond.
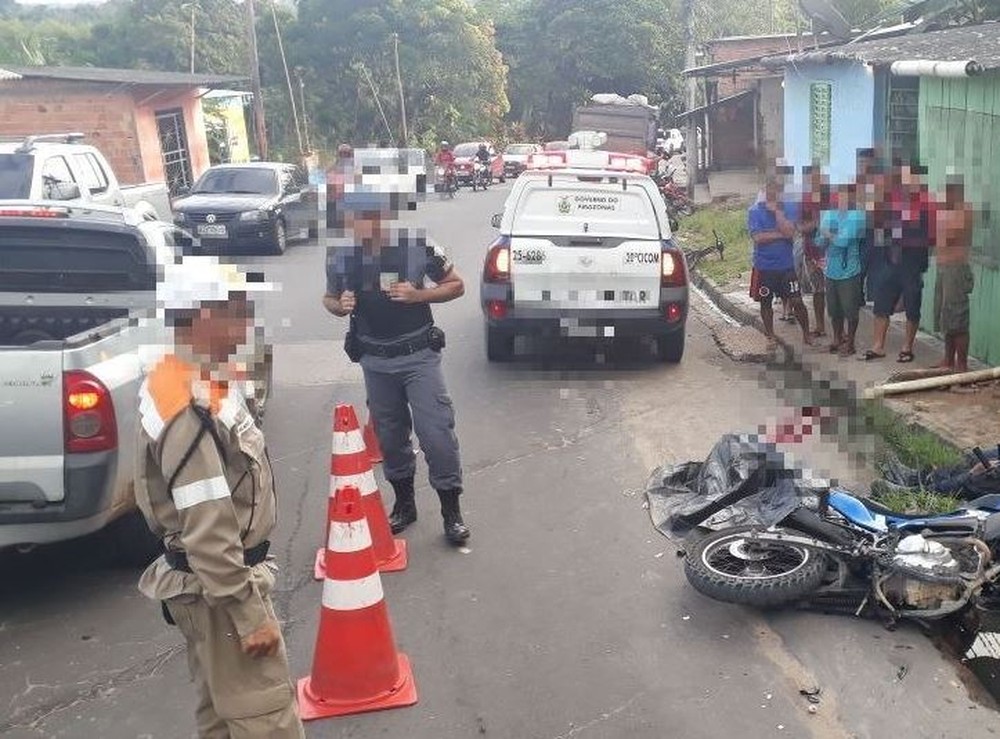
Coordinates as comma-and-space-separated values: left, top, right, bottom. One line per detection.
344, 313, 363, 362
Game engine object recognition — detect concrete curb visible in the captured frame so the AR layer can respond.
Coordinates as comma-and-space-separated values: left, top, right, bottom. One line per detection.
692, 267, 963, 455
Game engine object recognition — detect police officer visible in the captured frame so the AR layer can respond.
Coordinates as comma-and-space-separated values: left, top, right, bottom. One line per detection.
136, 257, 304, 738
321, 156, 470, 545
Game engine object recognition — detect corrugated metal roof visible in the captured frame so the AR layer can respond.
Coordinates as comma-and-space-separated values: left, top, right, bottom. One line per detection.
763, 22, 1000, 70
2, 65, 247, 87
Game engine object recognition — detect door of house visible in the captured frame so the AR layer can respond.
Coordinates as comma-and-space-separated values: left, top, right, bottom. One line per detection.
155, 108, 194, 196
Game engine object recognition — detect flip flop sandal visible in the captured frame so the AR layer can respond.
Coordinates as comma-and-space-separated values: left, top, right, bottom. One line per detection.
897, 351, 915, 363
860, 350, 886, 361
809, 330, 827, 338
828, 343, 841, 354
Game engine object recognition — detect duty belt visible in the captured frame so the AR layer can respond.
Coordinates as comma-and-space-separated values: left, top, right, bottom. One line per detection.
359, 331, 431, 358
165, 540, 270, 573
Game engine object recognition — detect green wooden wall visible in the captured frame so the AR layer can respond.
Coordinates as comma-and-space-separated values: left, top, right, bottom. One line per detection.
919, 73, 1000, 364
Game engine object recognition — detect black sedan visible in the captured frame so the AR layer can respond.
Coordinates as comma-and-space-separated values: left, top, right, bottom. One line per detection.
172, 162, 318, 254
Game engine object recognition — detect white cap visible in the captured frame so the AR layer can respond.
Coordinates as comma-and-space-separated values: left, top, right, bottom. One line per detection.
157, 256, 273, 312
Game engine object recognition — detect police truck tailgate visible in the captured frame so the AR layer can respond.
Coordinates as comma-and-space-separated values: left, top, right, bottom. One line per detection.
0, 350, 66, 504
508, 178, 662, 311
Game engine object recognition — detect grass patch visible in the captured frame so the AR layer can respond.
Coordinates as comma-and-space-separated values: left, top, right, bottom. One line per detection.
864, 402, 964, 514
864, 402, 963, 470
675, 201, 752, 286
868, 481, 961, 515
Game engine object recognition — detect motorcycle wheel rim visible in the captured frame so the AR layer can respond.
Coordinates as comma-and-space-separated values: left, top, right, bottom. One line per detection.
702, 534, 812, 581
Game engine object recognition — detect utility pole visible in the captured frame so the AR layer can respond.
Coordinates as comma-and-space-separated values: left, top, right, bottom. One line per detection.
181, 1, 196, 73
295, 67, 312, 154
270, 0, 303, 155
684, 0, 697, 198
392, 33, 408, 146
246, 0, 268, 160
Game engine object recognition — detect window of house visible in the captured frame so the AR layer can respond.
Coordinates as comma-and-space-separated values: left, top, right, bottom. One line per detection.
809, 82, 832, 166
887, 76, 920, 165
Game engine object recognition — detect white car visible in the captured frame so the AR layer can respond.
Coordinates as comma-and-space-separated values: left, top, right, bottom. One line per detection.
480, 150, 689, 362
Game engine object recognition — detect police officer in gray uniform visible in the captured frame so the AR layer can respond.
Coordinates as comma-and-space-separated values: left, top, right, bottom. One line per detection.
321, 161, 469, 544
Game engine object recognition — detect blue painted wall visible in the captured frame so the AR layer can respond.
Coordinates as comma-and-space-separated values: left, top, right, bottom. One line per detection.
783, 62, 875, 184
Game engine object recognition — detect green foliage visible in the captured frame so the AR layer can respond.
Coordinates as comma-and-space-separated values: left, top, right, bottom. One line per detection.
864, 402, 963, 469
89, 0, 248, 74
495, 0, 684, 138
292, 0, 509, 151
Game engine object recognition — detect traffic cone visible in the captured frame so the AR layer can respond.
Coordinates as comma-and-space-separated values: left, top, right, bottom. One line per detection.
314, 404, 406, 580
363, 409, 383, 465
298, 485, 418, 720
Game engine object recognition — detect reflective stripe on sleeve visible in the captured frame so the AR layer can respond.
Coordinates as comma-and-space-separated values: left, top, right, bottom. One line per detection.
173, 475, 231, 510
328, 519, 373, 553
321, 572, 384, 611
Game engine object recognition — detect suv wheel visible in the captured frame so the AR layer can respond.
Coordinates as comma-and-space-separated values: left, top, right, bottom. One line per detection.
271, 219, 287, 255
104, 509, 164, 568
486, 326, 514, 362
655, 331, 685, 363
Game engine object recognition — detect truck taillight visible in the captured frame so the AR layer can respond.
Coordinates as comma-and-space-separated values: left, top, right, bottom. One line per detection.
661, 242, 687, 288
64, 370, 117, 454
484, 237, 511, 283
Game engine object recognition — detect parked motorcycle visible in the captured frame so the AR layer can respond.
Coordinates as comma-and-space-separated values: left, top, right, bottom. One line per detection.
653, 170, 695, 217
647, 434, 1000, 633
435, 165, 458, 198
471, 160, 490, 192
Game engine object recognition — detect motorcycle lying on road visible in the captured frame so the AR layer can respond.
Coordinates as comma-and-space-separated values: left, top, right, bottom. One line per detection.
471, 160, 490, 192
647, 434, 1000, 637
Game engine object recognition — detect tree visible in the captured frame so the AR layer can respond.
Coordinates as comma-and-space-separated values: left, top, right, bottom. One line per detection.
290, 0, 509, 149
88, 0, 247, 74
494, 0, 685, 138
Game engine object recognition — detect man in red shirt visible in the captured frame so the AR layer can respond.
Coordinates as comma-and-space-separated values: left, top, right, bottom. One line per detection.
434, 141, 456, 191
862, 163, 936, 362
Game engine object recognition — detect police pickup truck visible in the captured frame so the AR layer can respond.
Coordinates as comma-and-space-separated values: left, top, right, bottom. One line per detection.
0, 133, 172, 222
0, 202, 270, 563
481, 150, 688, 362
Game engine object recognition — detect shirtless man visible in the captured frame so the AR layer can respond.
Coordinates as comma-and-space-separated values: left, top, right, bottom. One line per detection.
932, 179, 975, 372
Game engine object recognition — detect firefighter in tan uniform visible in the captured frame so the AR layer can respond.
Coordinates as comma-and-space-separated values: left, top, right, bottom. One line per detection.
135, 257, 304, 738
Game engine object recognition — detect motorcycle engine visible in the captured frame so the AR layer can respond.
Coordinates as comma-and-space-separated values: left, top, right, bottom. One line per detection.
881, 534, 966, 610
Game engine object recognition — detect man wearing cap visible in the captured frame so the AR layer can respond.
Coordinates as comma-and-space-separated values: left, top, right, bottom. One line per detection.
135, 256, 304, 738
322, 154, 470, 545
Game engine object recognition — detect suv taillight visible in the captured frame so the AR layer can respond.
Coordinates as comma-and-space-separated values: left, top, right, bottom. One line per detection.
64, 370, 117, 453
661, 241, 687, 288
484, 236, 511, 283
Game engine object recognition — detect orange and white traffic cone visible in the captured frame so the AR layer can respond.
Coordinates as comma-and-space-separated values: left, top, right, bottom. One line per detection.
298, 485, 418, 720
314, 404, 406, 580
363, 408, 383, 465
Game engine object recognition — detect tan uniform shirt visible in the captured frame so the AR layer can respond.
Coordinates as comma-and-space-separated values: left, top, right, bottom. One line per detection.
135, 355, 278, 638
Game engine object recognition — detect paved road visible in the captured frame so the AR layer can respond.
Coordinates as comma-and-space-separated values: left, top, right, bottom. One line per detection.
0, 183, 995, 739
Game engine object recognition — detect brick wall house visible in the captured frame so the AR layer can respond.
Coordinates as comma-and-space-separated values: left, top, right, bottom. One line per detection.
0, 66, 247, 194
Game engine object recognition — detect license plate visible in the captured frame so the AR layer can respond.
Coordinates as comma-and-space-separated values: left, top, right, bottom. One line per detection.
197, 224, 227, 238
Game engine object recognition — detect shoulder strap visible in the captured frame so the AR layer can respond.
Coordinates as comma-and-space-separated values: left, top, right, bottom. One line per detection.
164, 402, 228, 495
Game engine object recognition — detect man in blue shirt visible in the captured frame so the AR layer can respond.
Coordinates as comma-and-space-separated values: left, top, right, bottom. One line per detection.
748, 177, 811, 349
815, 184, 866, 355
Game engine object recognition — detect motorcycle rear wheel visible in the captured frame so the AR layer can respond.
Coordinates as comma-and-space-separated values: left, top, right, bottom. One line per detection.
684, 526, 828, 608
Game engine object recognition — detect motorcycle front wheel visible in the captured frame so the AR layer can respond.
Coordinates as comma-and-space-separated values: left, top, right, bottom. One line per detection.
684, 527, 828, 608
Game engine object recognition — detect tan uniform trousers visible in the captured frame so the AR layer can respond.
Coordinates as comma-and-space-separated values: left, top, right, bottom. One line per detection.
166, 593, 305, 739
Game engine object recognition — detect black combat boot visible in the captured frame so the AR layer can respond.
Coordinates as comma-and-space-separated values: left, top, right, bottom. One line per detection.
437, 488, 470, 544
388, 477, 418, 534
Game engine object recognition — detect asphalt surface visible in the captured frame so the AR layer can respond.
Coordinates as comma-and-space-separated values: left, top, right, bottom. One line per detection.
1, 182, 997, 739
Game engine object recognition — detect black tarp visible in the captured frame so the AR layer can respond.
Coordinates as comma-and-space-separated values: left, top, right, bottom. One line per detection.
645, 434, 829, 541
